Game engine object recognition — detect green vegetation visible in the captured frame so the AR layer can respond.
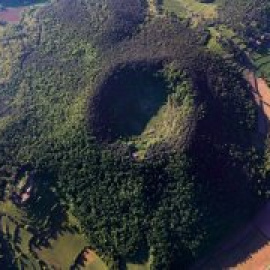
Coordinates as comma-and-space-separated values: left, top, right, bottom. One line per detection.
0, 0, 270, 269
90, 63, 195, 157
163, 0, 217, 21
252, 50, 270, 79
37, 232, 88, 268
0, 191, 101, 269
217, 0, 270, 40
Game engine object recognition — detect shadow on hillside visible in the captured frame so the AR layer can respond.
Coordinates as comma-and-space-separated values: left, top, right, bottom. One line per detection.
214, 229, 268, 269
198, 229, 270, 269
89, 62, 168, 143
192, 202, 270, 270
24, 172, 72, 248
187, 54, 270, 269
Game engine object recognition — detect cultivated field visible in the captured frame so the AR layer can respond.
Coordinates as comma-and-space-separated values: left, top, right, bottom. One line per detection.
0, 7, 24, 23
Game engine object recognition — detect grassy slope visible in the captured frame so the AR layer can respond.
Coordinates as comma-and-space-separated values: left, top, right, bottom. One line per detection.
37, 232, 88, 268
132, 81, 194, 157
91, 64, 195, 157
0, 0, 266, 269
0, 199, 105, 269
0, 1, 146, 268
163, 0, 217, 21
0, 16, 101, 164
161, 0, 270, 268
251, 50, 270, 80
163, 0, 270, 83
0, 16, 106, 264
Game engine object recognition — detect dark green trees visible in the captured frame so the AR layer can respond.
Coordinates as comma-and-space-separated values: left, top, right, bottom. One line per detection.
148, 154, 205, 269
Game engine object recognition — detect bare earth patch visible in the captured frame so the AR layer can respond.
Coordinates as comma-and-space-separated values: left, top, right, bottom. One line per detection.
83, 248, 98, 265
0, 7, 24, 23
236, 243, 270, 270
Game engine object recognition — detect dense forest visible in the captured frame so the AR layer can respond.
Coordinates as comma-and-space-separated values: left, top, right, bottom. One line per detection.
217, 0, 270, 44
0, 0, 269, 269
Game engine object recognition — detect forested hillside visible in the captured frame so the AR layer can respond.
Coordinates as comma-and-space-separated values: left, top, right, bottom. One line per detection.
218, 0, 270, 38
0, 0, 269, 269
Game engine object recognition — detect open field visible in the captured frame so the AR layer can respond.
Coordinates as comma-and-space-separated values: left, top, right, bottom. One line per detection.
0, 198, 149, 269
0, 7, 24, 23
0, 199, 107, 269
36, 232, 89, 269
163, 0, 217, 21
0, 0, 49, 23
127, 260, 152, 270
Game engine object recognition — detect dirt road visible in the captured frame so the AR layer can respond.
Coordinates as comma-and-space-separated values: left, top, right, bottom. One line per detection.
246, 71, 270, 135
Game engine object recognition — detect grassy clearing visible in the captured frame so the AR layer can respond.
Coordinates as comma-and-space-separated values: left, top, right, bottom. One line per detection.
0, 202, 40, 268
131, 91, 194, 157
163, 0, 187, 18
0, 201, 27, 222
0, 199, 107, 269
163, 0, 217, 21
207, 27, 226, 54
252, 50, 270, 79
92, 64, 195, 157
110, 71, 168, 139
91, 66, 169, 143
36, 232, 88, 269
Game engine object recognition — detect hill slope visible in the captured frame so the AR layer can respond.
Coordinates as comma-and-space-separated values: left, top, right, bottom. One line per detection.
0, 0, 269, 269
